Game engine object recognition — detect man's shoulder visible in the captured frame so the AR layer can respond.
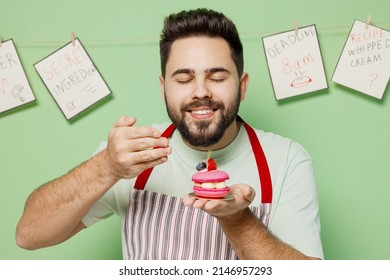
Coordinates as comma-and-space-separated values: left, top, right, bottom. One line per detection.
252, 127, 292, 146
252, 128, 312, 160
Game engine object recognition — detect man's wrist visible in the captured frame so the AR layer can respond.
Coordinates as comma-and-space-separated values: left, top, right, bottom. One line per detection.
218, 207, 253, 226
94, 150, 121, 183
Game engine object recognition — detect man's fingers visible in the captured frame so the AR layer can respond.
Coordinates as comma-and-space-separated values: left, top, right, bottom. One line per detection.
242, 185, 255, 202
106, 116, 172, 179
113, 116, 137, 128
130, 148, 172, 173
123, 137, 169, 152
231, 184, 255, 202
122, 126, 162, 140
110, 118, 163, 143
192, 199, 208, 208
131, 146, 172, 164
183, 195, 196, 206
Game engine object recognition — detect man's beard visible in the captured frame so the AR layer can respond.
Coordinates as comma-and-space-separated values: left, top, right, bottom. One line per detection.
165, 92, 241, 148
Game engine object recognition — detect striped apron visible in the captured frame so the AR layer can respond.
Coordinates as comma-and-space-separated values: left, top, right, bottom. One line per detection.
124, 117, 272, 260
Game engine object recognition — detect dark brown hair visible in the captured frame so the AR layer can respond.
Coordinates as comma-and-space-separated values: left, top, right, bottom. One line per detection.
159, 8, 244, 77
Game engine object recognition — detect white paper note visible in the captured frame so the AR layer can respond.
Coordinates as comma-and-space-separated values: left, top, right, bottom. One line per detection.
332, 20, 390, 99
34, 38, 111, 119
262, 25, 328, 100
0, 39, 35, 114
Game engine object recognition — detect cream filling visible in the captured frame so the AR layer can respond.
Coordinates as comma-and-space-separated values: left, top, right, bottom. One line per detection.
194, 181, 226, 189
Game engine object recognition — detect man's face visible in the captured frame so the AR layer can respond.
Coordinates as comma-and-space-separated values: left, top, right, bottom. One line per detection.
160, 36, 247, 148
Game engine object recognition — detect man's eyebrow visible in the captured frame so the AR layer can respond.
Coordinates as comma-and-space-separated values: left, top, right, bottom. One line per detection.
171, 68, 195, 77
205, 67, 231, 74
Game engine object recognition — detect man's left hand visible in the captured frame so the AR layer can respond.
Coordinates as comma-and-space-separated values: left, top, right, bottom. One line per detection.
183, 184, 255, 218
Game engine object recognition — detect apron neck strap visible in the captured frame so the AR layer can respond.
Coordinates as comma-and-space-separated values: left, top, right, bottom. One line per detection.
134, 116, 272, 204
236, 116, 272, 203
133, 124, 176, 190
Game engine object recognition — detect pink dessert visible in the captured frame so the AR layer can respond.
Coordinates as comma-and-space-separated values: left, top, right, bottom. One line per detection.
192, 159, 230, 198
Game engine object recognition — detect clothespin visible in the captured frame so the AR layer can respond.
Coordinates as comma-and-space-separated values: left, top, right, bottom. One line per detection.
365, 15, 372, 29
71, 32, 75, 46
294, 20, 299, 36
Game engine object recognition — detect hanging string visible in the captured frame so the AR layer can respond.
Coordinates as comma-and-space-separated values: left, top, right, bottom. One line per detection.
240, 20, 390, 36
8, 20, 390, 47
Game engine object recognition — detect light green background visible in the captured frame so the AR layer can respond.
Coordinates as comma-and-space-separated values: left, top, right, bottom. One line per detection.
1, 0, 389, 260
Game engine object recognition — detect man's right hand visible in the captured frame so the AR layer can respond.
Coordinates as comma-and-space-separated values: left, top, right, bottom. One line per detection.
104, 116, 172, 180
15, 116, 171, 250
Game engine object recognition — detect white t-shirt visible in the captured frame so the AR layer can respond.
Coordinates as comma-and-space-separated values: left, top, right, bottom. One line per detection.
82, 122, 324, 259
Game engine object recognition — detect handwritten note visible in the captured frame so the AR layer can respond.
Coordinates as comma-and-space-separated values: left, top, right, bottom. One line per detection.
262, 25, 328, 100
0, 39, 35, 114
34, 38, 111, 119
332, 20, 390, 99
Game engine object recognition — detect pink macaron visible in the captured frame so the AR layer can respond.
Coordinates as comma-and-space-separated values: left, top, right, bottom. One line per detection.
192, 170, 230, 198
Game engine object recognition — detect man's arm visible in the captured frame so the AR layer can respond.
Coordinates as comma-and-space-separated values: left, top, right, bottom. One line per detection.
183, 184, 320, 260
218, 207, 319, 260
16, 116, 171, 250
15, 151, 118, 250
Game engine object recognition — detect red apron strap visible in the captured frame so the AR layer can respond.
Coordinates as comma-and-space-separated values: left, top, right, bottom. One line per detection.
134, 124, 176, 190
237, 116, 273, 203
134, 117, 272, 204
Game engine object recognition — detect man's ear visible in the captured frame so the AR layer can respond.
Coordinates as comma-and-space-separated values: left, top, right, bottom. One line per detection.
239, 72, 249, 101
159, 75, 166, 103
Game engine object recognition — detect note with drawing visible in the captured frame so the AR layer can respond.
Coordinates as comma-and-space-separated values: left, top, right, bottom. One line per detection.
262, 25, 328, 100
0, 39, 36, 114
34, 38, 111, 120
332, 20, 390, 99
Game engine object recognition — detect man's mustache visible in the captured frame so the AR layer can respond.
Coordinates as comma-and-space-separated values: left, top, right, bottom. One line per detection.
181, 99, 225, 111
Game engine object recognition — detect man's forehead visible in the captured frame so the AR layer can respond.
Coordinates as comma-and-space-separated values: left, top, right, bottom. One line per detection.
166, 37, 236, 76
169, 37, 231, 57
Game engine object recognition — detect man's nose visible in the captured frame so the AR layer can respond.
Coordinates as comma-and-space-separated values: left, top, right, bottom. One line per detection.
191, 79, 212, 99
